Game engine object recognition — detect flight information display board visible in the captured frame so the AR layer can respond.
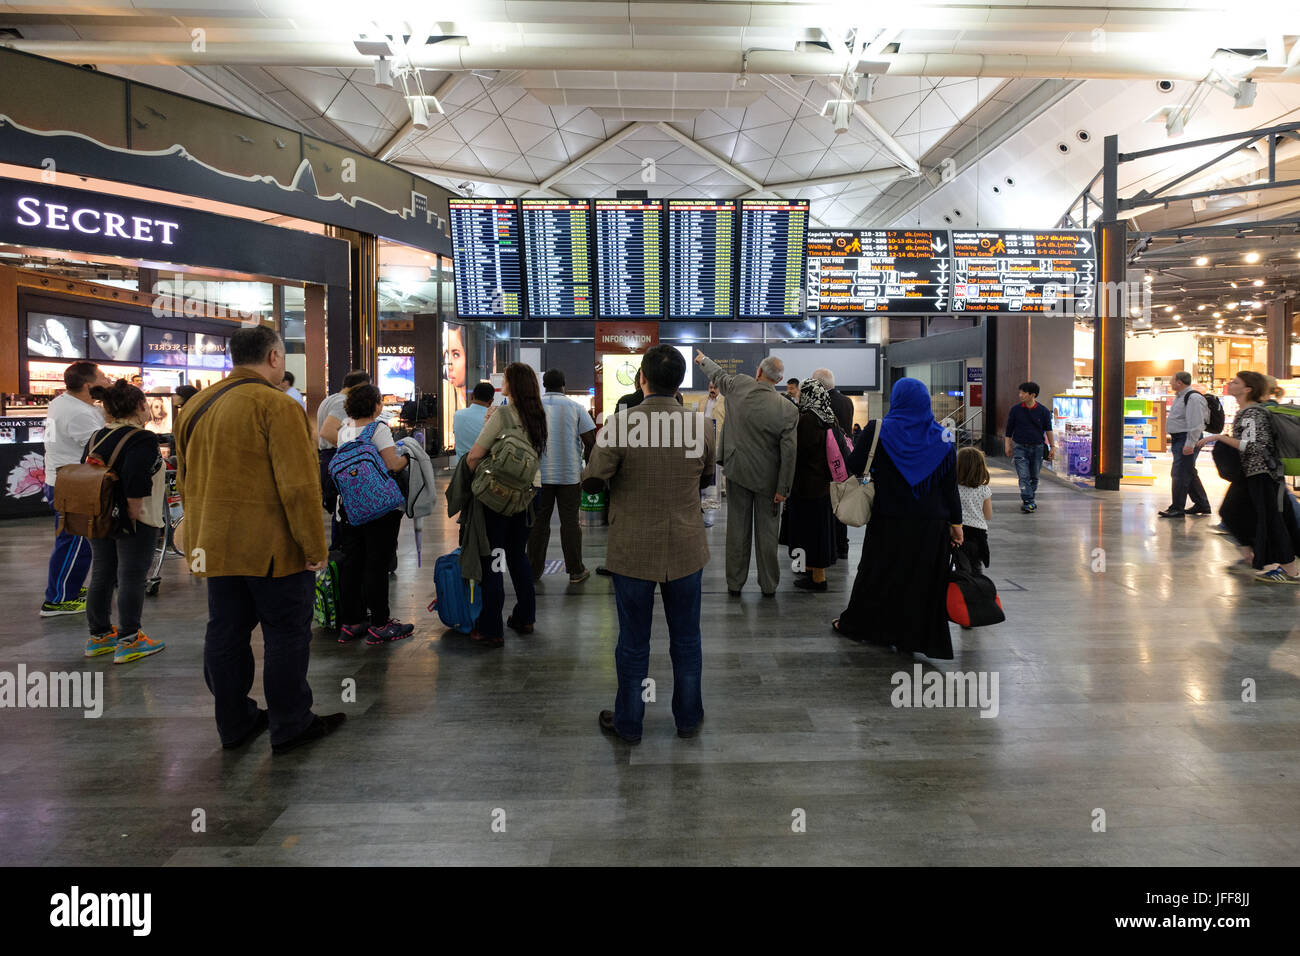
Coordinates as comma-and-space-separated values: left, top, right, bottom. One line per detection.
950, 229, 1095, 314
666, 199, 735, 320
594, 198, 663, 318
737, 199, 808, 319
521, 199, 593, 318
806, 229, 951, 313
448, 198, 523, 317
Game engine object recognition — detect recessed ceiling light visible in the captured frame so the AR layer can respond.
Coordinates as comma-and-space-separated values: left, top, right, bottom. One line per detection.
1245, 251, 1260, 263
1227, 302, 1238, 309
1195, 256, 1208, 266
1230, 281, 1239, 288
1253, 278, 1264, 286
1198, 304, 1207, 310
1164, 305, 1174, 312
1173, 314, 1181, 321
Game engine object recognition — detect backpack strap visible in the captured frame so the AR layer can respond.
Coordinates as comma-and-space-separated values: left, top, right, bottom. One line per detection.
177, 376, 278, 450
102, 426, 146, 473
358, 420, 382, 444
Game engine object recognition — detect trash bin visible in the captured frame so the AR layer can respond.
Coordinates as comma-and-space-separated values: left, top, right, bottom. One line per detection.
579, 489, 608, 527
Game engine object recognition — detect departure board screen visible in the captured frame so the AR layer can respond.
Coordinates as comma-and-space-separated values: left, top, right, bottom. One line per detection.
594, 198, 663, 318
521, 199, 593, 318
666, 199, 735, 320
807, 229, 951, 313
950, 229, 1095, 314
737, 199, 809, 319
448, 198, 523, 317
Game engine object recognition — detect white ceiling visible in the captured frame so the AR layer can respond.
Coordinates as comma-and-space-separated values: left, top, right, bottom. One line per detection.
3, 2, 1299, 232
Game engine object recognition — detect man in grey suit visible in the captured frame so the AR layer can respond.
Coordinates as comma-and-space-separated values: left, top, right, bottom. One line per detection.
695, 349, 798, 596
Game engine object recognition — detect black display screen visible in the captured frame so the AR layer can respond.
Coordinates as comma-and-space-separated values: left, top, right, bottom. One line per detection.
448, 198, 523, 318
737, 199, 808, 319
807, 229, 952, 314
950, 229, 1096, 314
666, 199, 735, 320
594, 198, 662, 319
522, 199, 593, 319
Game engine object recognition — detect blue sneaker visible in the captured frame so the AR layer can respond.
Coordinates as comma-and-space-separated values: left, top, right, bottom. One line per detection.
1254, 567, 1300, 585
114, 631, 166, 663
85, 627, 118, 658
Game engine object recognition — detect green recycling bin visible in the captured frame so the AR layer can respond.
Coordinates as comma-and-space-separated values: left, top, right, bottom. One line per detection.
579, 489, 608, 527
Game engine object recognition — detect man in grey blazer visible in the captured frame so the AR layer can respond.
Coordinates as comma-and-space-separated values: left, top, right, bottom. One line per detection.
695, 349, 798, 596
584, 346, 716, 742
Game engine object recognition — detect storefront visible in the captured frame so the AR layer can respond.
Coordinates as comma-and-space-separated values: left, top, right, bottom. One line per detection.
0, 176, 350, 517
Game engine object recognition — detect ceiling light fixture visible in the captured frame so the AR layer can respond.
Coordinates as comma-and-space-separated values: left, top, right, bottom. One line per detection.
1245, 251, 1261, 263
1195, 256, 1208, 266
1253, 278, 1264, 286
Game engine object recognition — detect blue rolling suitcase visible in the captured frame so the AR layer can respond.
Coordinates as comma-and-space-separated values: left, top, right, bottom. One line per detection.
428, 549, 482, 633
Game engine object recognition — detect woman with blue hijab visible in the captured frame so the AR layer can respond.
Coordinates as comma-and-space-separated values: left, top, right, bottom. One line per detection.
832, 377, 963, 658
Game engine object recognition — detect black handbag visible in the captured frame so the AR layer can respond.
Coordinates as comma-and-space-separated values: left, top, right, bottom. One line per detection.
1211, 440, 1244, 482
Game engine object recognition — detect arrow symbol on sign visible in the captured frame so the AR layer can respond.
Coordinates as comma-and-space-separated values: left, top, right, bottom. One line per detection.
932, 238, 947, 254
936, 299, 947, 310
1078, 235, 1092, 254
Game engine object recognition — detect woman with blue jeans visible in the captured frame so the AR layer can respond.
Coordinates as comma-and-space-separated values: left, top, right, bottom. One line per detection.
83, 380, 167, 664
464, 363, 547, 648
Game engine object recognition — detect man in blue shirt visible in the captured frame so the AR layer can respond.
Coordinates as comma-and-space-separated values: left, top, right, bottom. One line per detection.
528, 369, 597, 583
1003, 381, 1054, 513
452, 381, 495, 467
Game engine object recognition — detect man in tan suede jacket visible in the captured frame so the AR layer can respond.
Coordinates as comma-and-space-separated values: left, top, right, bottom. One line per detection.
175, 325, 344, 756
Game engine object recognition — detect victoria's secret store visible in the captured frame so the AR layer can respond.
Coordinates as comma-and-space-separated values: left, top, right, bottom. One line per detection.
0, 176, 351, 517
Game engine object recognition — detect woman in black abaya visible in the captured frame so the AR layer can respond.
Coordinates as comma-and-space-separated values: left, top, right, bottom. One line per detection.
832, 377, 962, 659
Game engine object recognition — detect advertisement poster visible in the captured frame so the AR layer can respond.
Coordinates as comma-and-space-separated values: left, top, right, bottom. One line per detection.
378, 354, 416, 403
601, 353, 643, 422
442, 321, 468, 452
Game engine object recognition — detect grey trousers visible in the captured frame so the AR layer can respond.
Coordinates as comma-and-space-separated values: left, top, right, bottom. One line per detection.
726, 480, 780, 594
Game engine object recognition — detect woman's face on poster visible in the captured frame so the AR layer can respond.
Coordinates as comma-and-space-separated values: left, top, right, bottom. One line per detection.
149, 398, 166, 422
443, 328, 466, 388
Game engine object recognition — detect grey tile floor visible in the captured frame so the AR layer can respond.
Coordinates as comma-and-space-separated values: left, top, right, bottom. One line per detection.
2, 463, 1299, 866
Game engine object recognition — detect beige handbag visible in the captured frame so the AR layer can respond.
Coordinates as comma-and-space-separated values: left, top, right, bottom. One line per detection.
829, 422, 879, 528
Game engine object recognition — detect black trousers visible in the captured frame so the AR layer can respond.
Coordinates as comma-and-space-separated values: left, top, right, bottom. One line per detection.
337, 509, 402, 625
203, 572, 315, 747
527, 483, 585, 577
479, 504, 535, 639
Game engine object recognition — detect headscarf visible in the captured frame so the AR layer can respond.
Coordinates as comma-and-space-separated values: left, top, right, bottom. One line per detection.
798, 378, 836, 427
879, 377, 954, 497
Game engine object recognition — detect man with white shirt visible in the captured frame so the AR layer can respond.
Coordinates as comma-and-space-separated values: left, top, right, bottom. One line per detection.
42, 360, 111, 617
1160, 370, 1213, 518
528, 369, 596, 584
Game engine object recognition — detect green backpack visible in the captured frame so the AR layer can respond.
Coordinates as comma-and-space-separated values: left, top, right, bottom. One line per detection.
1267, 404, 1300, 476
471, 405, 539, 515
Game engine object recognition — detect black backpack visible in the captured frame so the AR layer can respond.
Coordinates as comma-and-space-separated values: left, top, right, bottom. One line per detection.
1188, 389, 1225, 433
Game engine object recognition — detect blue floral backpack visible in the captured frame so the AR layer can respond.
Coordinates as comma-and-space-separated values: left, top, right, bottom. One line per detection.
328, 421, 404, 524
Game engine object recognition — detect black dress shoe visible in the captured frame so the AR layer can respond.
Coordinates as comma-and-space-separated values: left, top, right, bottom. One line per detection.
272, 713, 346, 755
596, 566, 612, 577
728, 589, 741, 596
1158, 509, 1186, 518
506, 615, 534, 635
598, 710, 640, 744
223, 708, 268, 750
794, 577, 828, 591
762, 591, 776, 598
677, 714, 704, 739
1187, 507, 1213, 516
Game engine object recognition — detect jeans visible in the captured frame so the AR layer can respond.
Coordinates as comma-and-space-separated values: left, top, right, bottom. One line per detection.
203, 572, 315, 747
611, 569, 704, 739
1168, 433, 1211, 512
337, 509, 402, 625
527, 483, 584, 577
44, 484, 92, 604
1012, 443, 1045, 505
478, 503, 535, 639
86, 525, 158, 638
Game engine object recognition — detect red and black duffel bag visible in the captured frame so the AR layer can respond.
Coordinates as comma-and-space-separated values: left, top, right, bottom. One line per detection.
946, 547, 1006, 628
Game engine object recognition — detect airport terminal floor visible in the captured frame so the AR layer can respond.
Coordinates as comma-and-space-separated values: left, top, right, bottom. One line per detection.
4, 463, 1298, 867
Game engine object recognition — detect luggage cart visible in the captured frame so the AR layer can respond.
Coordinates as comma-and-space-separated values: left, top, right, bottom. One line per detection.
145, 455, 184, 596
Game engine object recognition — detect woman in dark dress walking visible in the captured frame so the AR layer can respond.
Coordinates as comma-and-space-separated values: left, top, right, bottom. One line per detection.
779, 378, 840, 591
833, 377, 963, 659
